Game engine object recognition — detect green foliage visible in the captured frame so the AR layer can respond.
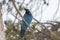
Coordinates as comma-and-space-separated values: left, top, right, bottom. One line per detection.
31, 22, 38, 30
5, 20, 39, 40
5, 20, 20, 40
51, 32, 60, 40
19, 5, 24, 11
5, 20, 60, 40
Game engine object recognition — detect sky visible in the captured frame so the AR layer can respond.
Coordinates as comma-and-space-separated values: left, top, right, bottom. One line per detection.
0, 0, 60, 23
0, 0, 60, 32
41, 0, 60, 21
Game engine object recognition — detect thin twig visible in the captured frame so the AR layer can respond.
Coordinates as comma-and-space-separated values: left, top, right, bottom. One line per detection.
11, 0, 54, 40
52, 0, 60, 20
11, 0, 37, 40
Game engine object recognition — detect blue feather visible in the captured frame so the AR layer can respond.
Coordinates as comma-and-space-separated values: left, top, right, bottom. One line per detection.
19, 8, 33, 38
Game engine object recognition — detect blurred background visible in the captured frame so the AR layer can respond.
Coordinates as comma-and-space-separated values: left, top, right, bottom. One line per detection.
0, 0, 60, 40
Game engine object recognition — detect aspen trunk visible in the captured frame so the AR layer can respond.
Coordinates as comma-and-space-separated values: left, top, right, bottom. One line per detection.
0, 4, 6, 40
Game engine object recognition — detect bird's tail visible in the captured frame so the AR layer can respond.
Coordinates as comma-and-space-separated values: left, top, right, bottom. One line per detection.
19, 29, 25, 38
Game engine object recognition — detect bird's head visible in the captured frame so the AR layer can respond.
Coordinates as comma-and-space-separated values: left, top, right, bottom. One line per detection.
24, 8, 31, 15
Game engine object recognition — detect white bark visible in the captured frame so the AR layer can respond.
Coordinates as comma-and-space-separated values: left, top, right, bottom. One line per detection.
0, 4, 6, 40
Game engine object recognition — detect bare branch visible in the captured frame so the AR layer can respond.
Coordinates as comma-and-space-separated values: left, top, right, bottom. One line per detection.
52, 0, 60, 20
11, 0, 37, 40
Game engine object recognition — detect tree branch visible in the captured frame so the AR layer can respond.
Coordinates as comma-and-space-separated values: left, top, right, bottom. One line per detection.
11, 0, 37, 40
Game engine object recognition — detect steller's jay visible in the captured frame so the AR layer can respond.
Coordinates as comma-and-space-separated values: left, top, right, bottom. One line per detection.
19, 8, 33, 38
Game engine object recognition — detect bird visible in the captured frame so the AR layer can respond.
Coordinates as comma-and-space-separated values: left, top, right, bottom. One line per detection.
19, 8, 33, 38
